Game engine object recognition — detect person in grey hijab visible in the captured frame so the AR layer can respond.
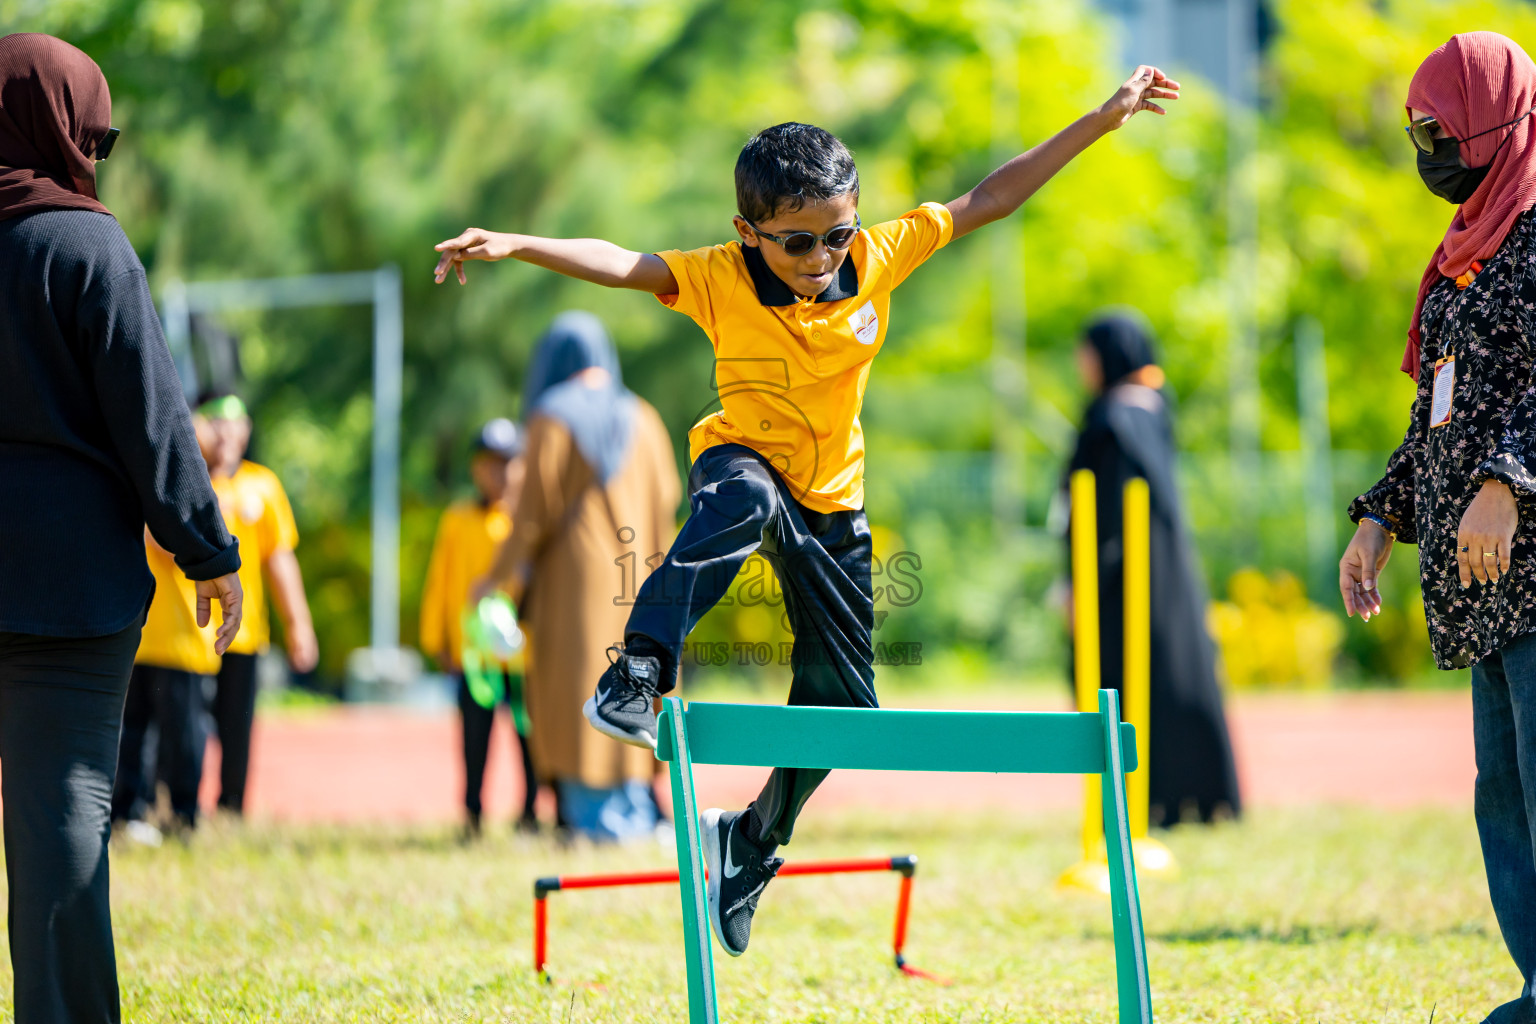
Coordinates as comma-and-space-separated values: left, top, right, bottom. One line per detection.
521, 311, 640, 486
483, 311, 681, 842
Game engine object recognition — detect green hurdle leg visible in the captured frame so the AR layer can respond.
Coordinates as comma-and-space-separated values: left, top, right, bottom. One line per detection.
1099, 688, 1153, 1023
662, 697, 719, 1024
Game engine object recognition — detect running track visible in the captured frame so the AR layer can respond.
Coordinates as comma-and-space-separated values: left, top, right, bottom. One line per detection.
205, 691, 1475, 824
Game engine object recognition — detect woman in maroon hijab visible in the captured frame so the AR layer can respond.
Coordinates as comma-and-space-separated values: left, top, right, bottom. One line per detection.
0, 33, 243, 1024
1342, 32, 1536, 1023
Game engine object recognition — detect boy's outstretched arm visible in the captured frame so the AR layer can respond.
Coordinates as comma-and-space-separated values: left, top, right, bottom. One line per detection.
946, 65, 1179, 241
432, 229, 679, 293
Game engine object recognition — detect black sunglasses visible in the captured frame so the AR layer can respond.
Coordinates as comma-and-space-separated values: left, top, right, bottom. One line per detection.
744, 215, 860, 258
1406, 109, 1534, 155
92, 127, 120, 161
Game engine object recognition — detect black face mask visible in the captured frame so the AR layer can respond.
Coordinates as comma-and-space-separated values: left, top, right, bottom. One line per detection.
1418, 136, 1491, 204
1415, 109, 1534, 205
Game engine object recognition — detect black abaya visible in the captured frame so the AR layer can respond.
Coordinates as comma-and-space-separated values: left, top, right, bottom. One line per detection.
1066, 382, 1242, 824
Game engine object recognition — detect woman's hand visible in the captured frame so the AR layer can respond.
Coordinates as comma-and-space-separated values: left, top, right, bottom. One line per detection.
1457, 479, 1518, 586
1339, 520, 1393, 620
1096, 66, 1180, 131
433, 228, 517, 285
196, 573, 245, 655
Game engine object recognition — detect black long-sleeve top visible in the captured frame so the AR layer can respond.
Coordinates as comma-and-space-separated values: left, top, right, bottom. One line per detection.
1350, 209, 1536, 670
1065, 384, 1242, 821
0, 209, 238, 637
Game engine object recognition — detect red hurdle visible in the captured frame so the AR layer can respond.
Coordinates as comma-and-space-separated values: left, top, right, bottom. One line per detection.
533, 854, 947, 984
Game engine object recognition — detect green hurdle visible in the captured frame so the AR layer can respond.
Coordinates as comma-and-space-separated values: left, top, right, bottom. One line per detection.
654, 689, 1153, 1024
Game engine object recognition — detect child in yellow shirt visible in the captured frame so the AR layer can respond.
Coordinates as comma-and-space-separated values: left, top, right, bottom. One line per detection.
421, 419, 538, 837
199, 392, 317, 817
114, 392, 316, 834
433, 66, 1179, 953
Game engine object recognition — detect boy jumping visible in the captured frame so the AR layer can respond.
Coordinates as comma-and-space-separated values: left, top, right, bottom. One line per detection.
434, 65, 1178, 956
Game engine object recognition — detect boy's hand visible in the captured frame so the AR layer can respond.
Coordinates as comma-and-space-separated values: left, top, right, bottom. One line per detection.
431, 230, 677, 293
434, 228, 516, 285
286, 621, 320, 673
1096, 66, 1180, 131
947, 65, 1180, 239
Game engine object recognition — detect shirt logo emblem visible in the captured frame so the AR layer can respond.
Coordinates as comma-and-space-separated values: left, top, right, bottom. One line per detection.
851, 301, 879, 345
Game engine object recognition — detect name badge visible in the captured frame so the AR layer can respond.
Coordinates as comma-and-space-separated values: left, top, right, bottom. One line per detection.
1430, 355, 1455, 429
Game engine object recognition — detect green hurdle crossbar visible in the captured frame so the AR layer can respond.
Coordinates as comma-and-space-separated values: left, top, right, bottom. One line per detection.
654, 689, 1153, 1024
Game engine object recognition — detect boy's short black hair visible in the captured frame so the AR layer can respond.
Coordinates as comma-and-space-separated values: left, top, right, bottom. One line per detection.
735, 122, 859, 224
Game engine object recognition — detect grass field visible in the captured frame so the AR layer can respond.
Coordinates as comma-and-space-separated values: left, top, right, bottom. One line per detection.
24, 806, 1510, 1022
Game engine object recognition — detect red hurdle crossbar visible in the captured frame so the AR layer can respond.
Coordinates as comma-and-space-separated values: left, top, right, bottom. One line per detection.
533, 854, 947, 984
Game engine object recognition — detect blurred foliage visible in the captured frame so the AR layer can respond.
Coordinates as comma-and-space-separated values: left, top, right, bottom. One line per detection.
1209, 568, 1344, 689
6, 0, 1529, 686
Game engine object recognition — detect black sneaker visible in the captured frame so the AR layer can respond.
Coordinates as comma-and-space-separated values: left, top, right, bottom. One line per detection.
700, 808, 783, 957
583, 644, 662, 750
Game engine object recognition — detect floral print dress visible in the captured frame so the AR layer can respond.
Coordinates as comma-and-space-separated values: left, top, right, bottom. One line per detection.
1350, 209, 1536, 670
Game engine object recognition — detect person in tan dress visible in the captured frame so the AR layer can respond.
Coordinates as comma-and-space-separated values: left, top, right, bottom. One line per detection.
483, 311, 679, 841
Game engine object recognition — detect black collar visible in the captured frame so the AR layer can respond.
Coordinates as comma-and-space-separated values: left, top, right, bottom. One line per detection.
741, 243, 860, 306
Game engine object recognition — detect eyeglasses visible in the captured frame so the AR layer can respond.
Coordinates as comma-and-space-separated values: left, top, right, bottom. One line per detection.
744, 215, 860, 258
92, 127, 120, 161
1405, 116, 1440, 154
1406, 109, 1534, 155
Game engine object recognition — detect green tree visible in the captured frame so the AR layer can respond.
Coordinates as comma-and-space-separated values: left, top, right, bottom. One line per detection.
5, 0, 1523, 684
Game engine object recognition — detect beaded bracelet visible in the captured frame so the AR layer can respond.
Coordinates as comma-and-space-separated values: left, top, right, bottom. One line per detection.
1358, 512, 1395, 539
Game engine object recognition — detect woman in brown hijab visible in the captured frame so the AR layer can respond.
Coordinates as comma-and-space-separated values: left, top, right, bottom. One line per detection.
0, 33, 243, 1023
484, 312, 680, 841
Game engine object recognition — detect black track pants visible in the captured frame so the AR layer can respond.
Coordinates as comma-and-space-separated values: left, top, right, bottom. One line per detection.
212, 651, 258, 813
457, 673, 537, 820
114, 664, 206, 826
625, 443, 876, 848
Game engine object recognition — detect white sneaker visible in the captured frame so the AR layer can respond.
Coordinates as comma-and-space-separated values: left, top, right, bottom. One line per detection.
123, 820, 163, 848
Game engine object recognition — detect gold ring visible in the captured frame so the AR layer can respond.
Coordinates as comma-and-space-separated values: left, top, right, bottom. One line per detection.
1484, 552, 1498, 559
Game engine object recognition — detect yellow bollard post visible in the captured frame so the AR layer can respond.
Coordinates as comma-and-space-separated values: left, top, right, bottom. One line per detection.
1124, 477, 1178, 879
1057, 469, 1112, 895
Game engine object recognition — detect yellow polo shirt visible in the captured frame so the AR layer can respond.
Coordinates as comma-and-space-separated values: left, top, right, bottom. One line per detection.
655, 202, 953, 512
136, 537, 221, 675
420, 499, 513, 672
212, 461, 299, 656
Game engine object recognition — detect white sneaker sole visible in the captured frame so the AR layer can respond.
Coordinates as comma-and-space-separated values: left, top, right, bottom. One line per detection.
699, 807, 742, 957
582, 696, 658, 751
123, 820, 163, 848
